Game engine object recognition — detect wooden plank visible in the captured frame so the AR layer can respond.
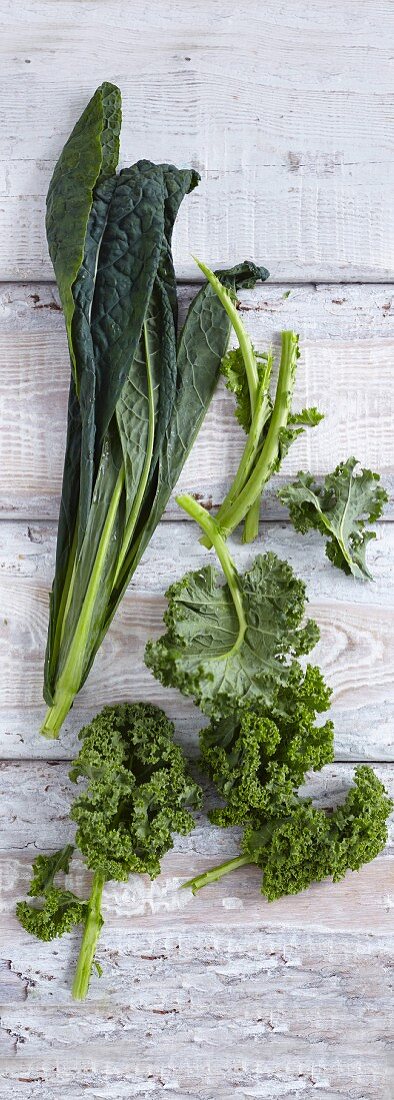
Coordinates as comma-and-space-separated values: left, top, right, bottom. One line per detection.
1, 759, 393, 855
0, 2, 393, 283
0, 282, 393, 519
0, 763, 392, 1095
0, 520, 393, 761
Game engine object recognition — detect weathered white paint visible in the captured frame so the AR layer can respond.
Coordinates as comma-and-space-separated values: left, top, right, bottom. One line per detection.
1, 4, 393, 1093
0, 282, 393, 518
0, 3, 394, 282
0, 520, 393, 762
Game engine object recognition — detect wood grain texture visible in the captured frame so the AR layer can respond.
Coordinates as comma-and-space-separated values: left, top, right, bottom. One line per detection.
0, 520, 393, 762
1, 4, 394, 1092
0, 2, 394, 282
0, 763, 392, 1097
0, 282, 393, 518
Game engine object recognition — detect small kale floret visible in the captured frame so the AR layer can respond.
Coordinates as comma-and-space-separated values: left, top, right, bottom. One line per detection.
184, 767, 392, 900
145, 495, 320, 721
70, 702, 202, 881
244, 766, 393, 900
16, 845, 86, 941
17, 703, 201, 1000
17, 885, 88, 942
279, 458, 388, 580
200, 667, 334, 826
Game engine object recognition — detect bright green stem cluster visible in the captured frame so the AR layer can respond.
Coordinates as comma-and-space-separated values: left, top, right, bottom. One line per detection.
72, 872, 104, 1001
182, 854, 249, 894
195, 258, 273, 546
41, 468, 125, 738
42, 324, 157, 740
216, 330, 298, 541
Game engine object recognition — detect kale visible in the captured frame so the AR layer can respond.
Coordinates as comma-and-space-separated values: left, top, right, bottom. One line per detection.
17, 704, 201, 1000
279, 458, 388, 580
42, 85, 268, 737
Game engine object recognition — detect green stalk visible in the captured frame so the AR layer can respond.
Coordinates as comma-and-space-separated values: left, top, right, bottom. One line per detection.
194, 258, 259, 401
182, 855, 250, 894
72, 871, 104, 1000
49, 522, 79, 681
112, 322, 155, 588
41, 466, 125, 738
215, 331, 299, 539
176, 494, 247, 655
200, 354, 273, 549
243, 497, 260, 543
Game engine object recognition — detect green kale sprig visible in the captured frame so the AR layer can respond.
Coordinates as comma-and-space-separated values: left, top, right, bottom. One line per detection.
184, 758, 392, 902
279, 458, 388, 580
194, 260, 323, 544
17, 703, 202, 1000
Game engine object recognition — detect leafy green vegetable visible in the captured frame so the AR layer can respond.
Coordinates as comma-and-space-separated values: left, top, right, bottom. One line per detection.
27, 844, 75, 896
200, 671, 334, 827
46, 82, 121, 383
42, 83, 269, 737
183, 746, 392, 901
17, 703, 201, 1000
194, 260, 322, 544
17, 884, 88, 942
145, 494, 320, 720
279, 458, 388, 580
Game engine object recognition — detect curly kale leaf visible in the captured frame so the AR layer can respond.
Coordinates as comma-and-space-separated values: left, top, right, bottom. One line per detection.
184, 767, 392, 901
17, 888, 88, 942
70, 702, 202, 881
27, 845, 75, 896
200, 665, 334, 826
17, 703, 202, 999
145, 551, 320, 721
279, 457, 388, 580
244, 765, 393, 900
16, 847, 86, 942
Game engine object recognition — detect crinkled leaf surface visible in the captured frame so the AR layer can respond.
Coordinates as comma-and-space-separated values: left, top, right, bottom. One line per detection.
28, 845, 75, 897
46, 81, 121, 375
279, 457, 388, 580
17, 889, 88, 942
70, 703, 202, 881
242, 765, 392, 900
145, 552, 320, 720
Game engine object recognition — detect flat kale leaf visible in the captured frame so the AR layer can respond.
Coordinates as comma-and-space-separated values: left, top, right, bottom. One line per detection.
145, 552, 320, 720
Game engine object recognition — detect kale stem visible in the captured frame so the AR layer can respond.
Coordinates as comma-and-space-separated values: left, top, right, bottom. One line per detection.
176, 494, 247, 653
201, 357, 272, 549
72, 871, 104, 1001
243, 497, 261, 543
41, 466, 125, 738
194, 258, 259, 401
217, 331, 299, 539
49, 520, 79, 680
195, 259, 273, 550
182, 855, 250, 893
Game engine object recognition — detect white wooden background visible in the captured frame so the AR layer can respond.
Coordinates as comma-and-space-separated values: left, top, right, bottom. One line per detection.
0, 3, 393, 1098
